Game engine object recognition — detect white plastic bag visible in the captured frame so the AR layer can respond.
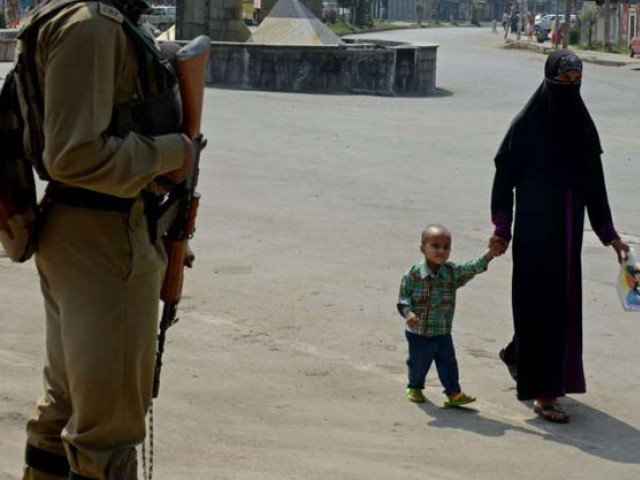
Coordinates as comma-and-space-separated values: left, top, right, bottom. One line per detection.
616, 249, 640, 312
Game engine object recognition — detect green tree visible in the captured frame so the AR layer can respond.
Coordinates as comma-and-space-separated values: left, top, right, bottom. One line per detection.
337, 0, 357, 22
579, 5, 597, 50
469, 0, 479, 26
416, 3, 424, 25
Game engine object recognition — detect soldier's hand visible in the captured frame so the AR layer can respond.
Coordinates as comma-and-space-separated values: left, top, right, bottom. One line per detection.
164, 134, 196, 184
184, 242, 195, 268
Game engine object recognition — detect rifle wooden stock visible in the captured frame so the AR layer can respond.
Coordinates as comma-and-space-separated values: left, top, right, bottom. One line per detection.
160, 238, 186, 303
175, 36, 210, 140
160, 193, 200, 303
185, 192, 200, 236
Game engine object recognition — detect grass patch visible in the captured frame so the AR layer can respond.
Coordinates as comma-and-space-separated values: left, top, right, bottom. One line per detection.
579, 42, 629, 54
329, 21, 360, 35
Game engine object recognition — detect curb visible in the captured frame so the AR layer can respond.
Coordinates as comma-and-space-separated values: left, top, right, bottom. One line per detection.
336, 23, 480, 37
504, 39, 634, 67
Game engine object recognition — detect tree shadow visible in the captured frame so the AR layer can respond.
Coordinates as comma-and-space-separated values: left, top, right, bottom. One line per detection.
416, 400, 544, 438
521, 398, 640, 464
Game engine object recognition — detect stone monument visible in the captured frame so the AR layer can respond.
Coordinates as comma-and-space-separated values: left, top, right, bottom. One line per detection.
176, 0, 251, 41
257, 0, 323, 20
250, 0, 343, 45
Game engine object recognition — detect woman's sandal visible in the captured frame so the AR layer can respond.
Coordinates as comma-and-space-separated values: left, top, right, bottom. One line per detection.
533, 401, 571, 423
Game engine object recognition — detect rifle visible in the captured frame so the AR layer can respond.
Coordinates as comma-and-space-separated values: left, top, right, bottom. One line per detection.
152, 35, 211, 399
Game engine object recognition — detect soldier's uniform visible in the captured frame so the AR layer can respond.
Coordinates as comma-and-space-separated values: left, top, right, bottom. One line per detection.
21, 1, 186, 479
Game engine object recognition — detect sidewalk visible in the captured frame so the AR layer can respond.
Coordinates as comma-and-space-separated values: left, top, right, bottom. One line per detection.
504, 37, 640, 69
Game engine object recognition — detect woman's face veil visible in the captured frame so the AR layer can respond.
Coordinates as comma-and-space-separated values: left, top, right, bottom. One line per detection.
507, 50, 601, 188
545, 51, 583, 86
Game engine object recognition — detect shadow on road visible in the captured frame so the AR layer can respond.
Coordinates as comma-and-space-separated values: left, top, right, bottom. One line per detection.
394, 87, 454, 99
416, 398, 640, 464
210, 85, 455, 99
523, 398, 640, 465
416, 400, 544, 438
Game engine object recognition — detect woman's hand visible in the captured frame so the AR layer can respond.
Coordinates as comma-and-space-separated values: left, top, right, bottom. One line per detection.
611, 238, 630, 264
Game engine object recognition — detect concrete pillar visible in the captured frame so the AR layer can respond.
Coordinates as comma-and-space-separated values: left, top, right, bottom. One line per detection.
176, 0, 251, 42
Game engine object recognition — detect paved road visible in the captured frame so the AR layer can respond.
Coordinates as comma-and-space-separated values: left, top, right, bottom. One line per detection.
1, 28, 639, 480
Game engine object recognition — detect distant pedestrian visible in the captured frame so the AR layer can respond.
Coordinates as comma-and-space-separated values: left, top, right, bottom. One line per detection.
5, 0, 20, 28
502, 12, 508, 31
510, 13, 518, 35
397, 225, 497, 407
492, 18, 498, 34
526, 13, 534, 42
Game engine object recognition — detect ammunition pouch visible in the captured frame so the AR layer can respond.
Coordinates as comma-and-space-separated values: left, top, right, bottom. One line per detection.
0, 67, 38, 262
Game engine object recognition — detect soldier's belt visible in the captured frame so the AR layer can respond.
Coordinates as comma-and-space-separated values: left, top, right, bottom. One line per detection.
46, 186, 136, 212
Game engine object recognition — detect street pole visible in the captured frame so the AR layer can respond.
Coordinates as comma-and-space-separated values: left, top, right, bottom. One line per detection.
204, 0, 210, 37
516, 0, 521, 40
176, 0, 183, 39
563, 0, 572, 48
604, 0, 611, 52
504, 0, 516, 40
554, 0, 559, 49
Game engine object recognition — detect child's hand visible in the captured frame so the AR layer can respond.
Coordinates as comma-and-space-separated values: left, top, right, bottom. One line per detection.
489, 235, 509, 256
406, 313, 419, 327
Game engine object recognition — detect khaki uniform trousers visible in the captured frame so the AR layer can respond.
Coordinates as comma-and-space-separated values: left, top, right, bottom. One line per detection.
24, 199, 166, 480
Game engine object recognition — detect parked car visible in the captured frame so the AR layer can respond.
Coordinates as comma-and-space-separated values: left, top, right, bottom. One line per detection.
535, 14, 564, 35
142, 6, 176, 32
630, 36, 640, 57
534, 14, 575, 36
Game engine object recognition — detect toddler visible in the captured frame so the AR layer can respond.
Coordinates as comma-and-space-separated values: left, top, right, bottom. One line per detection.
397, 225, 494, 406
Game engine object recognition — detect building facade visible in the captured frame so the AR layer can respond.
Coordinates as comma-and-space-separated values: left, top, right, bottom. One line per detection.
581, 0, 639, 46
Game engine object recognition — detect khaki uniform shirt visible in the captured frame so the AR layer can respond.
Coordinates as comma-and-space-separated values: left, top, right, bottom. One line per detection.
34, 1, 185, 198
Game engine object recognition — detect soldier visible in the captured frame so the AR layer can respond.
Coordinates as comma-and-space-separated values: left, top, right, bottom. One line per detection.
19, 0, 196, 478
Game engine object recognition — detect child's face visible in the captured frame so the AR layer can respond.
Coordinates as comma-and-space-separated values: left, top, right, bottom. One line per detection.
420, 233, 451, 266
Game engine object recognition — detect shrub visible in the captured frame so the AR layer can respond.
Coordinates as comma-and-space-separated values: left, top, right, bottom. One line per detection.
325, 10, 338, 23
569, 26, 580, 45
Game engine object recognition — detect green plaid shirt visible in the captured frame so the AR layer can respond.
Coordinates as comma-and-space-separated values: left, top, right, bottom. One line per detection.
397, 257, 489, 337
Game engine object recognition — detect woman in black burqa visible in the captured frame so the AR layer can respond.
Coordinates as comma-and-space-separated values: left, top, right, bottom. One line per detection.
489, 51, 629, 423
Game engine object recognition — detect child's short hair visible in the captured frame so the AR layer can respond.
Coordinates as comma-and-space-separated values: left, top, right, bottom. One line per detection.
421, 225, 451, 244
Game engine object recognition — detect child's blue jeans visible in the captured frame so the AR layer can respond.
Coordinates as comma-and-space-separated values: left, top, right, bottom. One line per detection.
405, 330, 461, 396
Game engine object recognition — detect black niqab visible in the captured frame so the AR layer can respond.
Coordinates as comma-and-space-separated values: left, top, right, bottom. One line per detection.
505, 50, 601, 190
